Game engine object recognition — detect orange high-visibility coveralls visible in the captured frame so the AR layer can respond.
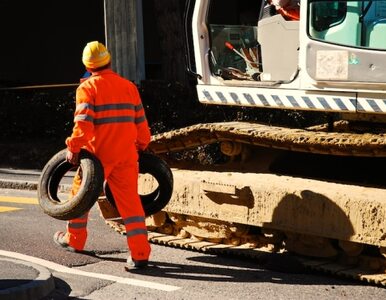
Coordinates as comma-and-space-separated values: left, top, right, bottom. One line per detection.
65, 69, 151, 261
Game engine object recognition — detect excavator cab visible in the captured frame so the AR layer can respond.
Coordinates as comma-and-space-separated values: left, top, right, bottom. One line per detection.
207, 0, 299, 82
188, 0, 301, 84
205, 0, 265, 81
187, 0, 386, 115
209, 24, 260, 80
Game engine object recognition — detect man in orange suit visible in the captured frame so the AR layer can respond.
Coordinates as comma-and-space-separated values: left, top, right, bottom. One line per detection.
54, 41, 151, 270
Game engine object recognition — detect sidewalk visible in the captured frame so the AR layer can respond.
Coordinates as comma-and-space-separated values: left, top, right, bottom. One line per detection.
0, 256, 55, 300
0, 168, 54, 299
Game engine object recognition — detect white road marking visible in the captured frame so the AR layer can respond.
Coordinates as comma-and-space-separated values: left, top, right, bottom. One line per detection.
0, 250, 180, 292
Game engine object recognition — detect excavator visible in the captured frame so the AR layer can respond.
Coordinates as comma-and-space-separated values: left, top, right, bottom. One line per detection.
143, 0, 386, 285
39, 0, 386, 286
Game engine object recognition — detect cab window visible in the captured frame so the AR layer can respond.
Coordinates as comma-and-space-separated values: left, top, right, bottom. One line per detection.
308, 0, 386, 50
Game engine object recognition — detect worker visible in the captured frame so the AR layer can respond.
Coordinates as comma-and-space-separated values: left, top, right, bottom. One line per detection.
53, 41, 152, 270
270, 0, 300, 21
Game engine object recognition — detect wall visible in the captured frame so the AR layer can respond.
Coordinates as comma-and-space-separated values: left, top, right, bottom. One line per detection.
0, 0, 105, 86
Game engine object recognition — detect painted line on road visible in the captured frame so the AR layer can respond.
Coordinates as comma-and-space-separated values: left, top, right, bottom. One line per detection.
0, 196, 38, 204
0, 196, 38, 213
0, 250, 181, 292
0, 206, 22, 212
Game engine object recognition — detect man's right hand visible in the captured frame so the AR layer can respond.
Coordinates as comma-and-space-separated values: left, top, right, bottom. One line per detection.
66, 150, 80, 165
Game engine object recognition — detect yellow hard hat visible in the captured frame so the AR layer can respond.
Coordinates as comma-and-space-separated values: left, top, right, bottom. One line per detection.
82, 41, 111, 69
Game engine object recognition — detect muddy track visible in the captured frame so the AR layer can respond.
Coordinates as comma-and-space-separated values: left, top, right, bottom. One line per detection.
140, 121, 386, 286
148, 121, 386, 157
146, 232, 386, 287
104, 218, 386, 286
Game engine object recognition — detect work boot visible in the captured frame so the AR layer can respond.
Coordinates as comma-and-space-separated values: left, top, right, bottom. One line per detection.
53, 231, 79, 253
125, 256, 149, 271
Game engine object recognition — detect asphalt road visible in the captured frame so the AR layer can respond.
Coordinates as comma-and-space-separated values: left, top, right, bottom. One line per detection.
1, 187, 386, 299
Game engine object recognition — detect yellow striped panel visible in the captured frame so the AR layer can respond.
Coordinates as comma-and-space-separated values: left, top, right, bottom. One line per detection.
0, 196, 38, 205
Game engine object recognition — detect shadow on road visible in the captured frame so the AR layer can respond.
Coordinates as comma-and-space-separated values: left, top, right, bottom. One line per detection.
96, 252, 358, 286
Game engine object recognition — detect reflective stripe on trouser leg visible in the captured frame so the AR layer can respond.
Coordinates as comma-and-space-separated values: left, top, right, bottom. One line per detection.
123, 216, 149, 260
66, 168, 89, 251
106, 161, 151, 260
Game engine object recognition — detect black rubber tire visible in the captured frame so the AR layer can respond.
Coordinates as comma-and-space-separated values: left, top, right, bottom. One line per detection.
104, 152, 173, 216
38, 149, 104, 220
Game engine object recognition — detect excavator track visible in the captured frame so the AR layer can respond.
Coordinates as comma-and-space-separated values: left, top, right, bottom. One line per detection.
146, 232, 386, 287
147, 121, 386, 157
104, 217, 386, 287
102, 120, 386, 287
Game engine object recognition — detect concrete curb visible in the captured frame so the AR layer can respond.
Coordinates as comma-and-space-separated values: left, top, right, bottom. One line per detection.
0, 180, 38, 191
0, 257, 55, 300
0, 179, 72, 193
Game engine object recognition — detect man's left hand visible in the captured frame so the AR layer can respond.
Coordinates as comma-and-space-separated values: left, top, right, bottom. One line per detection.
66, 150, 80, 165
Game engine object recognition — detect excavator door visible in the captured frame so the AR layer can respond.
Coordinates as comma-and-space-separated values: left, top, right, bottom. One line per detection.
305, 0, 386, 84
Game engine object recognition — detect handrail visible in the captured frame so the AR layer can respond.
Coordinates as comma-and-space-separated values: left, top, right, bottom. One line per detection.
183, 0, 202, 80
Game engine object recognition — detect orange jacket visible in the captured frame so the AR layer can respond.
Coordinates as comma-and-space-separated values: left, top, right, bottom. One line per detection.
66, 69, 151, 165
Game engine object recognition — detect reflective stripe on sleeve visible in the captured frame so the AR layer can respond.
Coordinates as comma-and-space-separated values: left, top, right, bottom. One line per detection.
74, 114, 94, 122
76, 103, 95, 112
135, 115, 146, 124
135, 103, 143, 111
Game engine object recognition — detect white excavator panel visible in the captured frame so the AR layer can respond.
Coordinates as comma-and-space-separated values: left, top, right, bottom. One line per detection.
192, 0, 386, 115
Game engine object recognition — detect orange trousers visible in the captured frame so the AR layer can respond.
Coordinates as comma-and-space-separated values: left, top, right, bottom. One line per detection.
66, 161, 151, 261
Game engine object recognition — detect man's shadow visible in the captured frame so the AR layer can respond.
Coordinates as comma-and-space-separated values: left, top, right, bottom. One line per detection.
94, 251, 357, 286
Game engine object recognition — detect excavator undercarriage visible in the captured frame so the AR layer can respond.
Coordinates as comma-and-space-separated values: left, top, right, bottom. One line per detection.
98, 120, 386, 286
